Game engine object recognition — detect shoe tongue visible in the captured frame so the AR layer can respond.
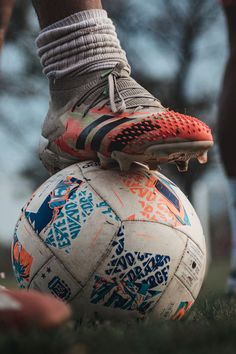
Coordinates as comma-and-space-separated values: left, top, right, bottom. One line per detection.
116, 76, 162, 110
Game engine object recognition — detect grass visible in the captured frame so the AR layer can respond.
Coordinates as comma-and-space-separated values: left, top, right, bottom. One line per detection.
1, 260, 235, 354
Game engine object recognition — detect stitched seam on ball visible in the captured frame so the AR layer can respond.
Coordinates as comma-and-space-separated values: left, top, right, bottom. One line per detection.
147, 236, 189, 315
174, 273, 195, 299
117, 221, 189, 316
123, 219, 205, 254
18, 213, 55, 288
77, 163, 122, 223
72, 226, 123, 300
29, 257, 54, 289
75, 163, 124, 292
24, 211, 84, 291
77, 163, 124, 221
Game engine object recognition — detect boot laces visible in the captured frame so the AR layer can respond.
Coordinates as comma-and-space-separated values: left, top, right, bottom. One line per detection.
81, 62, 162, 117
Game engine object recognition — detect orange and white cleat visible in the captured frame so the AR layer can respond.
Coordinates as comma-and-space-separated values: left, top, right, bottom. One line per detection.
40, 63, 213, 174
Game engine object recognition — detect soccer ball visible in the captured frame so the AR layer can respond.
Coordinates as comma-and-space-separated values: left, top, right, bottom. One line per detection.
12, 161, 206, 321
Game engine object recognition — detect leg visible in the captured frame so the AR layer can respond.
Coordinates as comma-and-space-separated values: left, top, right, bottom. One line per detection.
218, 3, 236, 294
32, 0, 102, 29
0, 288, 71, 329
0, 0, 15, 50
218, 5, 236, 177
33, 0, 213, 174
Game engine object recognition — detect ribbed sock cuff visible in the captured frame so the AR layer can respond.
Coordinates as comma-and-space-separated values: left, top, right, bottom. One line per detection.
36, 9, 130, 80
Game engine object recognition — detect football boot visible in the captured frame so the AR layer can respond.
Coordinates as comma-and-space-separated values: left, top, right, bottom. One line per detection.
40, 63, 213, 174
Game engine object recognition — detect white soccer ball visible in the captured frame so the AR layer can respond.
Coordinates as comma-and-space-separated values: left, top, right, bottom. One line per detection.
12, 161, 206, 321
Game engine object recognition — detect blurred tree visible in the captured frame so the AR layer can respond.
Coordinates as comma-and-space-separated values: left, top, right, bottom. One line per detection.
0, 0, 48, 186
1, 0, 43, 94
1, 0, 222, 197
104, 0, 219, 112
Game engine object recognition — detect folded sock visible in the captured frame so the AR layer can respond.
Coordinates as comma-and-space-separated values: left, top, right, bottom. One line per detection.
36, 9, 130, 80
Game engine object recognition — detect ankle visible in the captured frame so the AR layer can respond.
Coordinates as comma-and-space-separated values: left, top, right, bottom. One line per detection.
33, 0, 103, 29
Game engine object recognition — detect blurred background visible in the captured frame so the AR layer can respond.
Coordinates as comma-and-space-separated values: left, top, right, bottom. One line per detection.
0, 0, 231, 281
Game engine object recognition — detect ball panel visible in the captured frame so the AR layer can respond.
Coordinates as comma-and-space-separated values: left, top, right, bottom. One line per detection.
151, 276, 194, 320
22, 167, 121, 285
30, 256, 82, 303
24, 172, 85, 238
122, 220, 187, 257
70, 222, 187, 320
23, 165, 83, 216
175, 238, 206, 298
12, 214, 52, 289
41, 208, 119, 285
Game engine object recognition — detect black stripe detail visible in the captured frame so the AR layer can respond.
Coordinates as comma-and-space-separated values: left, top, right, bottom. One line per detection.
91, 117, 133, 151
155, 179, 180, 211
76, 115, 112, 150
108, 139, 128, 153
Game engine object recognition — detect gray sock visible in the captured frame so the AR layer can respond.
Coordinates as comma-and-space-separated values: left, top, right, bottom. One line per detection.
36, 9, 130, 80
